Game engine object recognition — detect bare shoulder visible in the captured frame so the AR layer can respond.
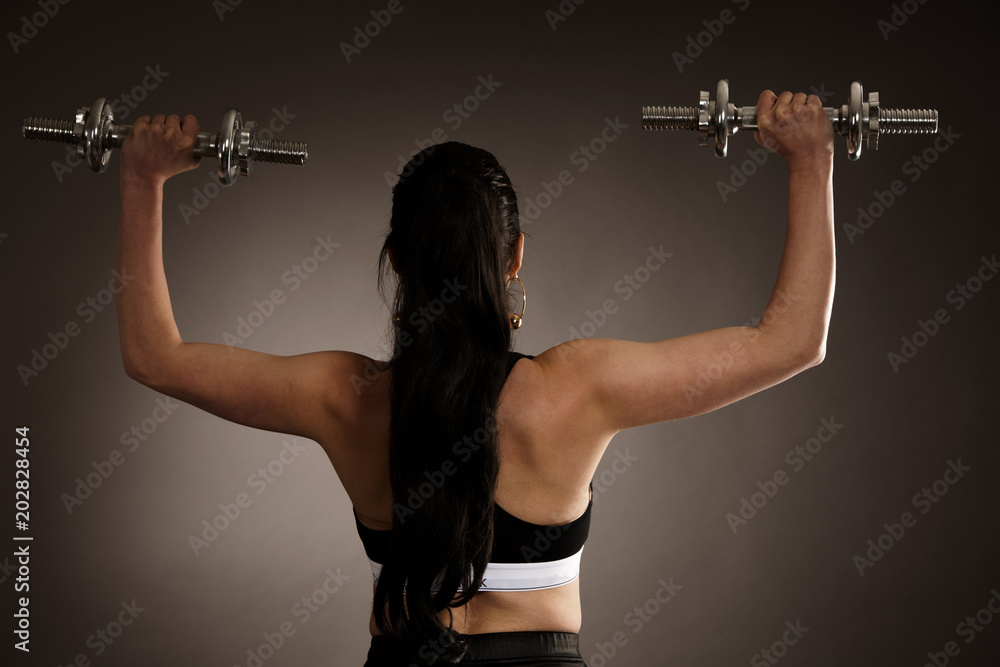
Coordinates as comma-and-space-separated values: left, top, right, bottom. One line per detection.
316, 350, 393, 438
497, 340, 618, 494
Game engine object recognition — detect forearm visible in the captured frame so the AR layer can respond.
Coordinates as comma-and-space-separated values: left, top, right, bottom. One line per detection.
116, 176, 182, 378
758, 161, 835, 361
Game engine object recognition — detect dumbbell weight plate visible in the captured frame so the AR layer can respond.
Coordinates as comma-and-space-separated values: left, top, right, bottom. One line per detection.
714, 79, 730, 158
80, 97, 115, 172
217, 109, 243, 186
847, 81, 863, 161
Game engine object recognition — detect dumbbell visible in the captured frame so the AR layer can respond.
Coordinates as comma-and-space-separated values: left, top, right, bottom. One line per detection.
642, 80, 939, 160
22, 97, 309, 185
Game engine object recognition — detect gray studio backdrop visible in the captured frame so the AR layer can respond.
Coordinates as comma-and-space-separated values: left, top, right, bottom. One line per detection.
3, 1, 997, 666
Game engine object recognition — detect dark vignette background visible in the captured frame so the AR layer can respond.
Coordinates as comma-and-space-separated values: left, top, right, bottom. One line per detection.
2, 1, 997, 666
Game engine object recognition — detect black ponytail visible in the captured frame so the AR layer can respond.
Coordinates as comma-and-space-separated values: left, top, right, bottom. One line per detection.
374, 142, 522, 662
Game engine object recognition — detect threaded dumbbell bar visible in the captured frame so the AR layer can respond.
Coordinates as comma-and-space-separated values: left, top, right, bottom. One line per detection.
642, 80, 938, 161
22, 97, 309, 186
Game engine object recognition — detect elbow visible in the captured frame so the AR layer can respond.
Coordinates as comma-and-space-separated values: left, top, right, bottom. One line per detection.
805, 345, 826, 368
122, 357, 150, 385
791, 318, 830, 369
121, 351, 161, 388
771, 328, 827, 371
121, 340, 181, 388
760, 326, 828, 370
121, 344, 143, 382
797, 337, 827, 369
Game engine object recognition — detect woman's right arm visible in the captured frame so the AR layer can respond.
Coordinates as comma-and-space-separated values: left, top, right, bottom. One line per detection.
534, 89, 836, 439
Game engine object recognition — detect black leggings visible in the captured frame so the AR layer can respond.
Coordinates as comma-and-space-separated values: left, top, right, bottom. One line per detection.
364, 631, 588, 666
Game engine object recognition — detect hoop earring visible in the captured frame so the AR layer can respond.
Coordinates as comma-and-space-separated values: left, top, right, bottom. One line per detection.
509, 275, 525, 330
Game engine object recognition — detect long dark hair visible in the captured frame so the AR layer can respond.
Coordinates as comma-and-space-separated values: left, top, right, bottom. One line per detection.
375, 142, 522, 662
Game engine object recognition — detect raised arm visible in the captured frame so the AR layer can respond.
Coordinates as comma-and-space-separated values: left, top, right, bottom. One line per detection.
116, 114, 198, 376
115, 114, 362, 446
534, 89, 836, 442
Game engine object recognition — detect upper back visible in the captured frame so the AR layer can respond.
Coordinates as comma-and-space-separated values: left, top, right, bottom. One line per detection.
342, 349, 606, 531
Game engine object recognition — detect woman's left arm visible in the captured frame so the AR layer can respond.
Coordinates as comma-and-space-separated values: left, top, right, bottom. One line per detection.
116, 113, 364, 444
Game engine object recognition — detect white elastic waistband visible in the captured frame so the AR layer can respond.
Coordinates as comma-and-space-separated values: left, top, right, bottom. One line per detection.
366, 547, 583, 593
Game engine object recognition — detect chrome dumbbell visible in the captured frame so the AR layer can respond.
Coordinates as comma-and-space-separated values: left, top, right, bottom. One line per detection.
22, 97, 309, 185
642, 80, 939, 160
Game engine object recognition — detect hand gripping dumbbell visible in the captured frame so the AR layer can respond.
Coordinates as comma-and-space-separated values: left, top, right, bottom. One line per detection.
22, 97, 309, 185
642, 80, 939, 160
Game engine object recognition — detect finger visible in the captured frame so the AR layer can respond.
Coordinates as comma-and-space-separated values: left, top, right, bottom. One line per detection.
806, 94, 822, 107
151, 113, 166, 126
792, 92, 808, 106
756, 89, 778, 115
775, 90, 794, 106
755, 90, 778, 149
165, 114, 182, 129
181, 114, 201, 137
128, 115, 152, 139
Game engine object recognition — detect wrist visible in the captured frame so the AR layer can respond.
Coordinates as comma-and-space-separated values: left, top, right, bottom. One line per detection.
787, 154, 834, 178
120, 165, 164, 187
120, 164, 166, 193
